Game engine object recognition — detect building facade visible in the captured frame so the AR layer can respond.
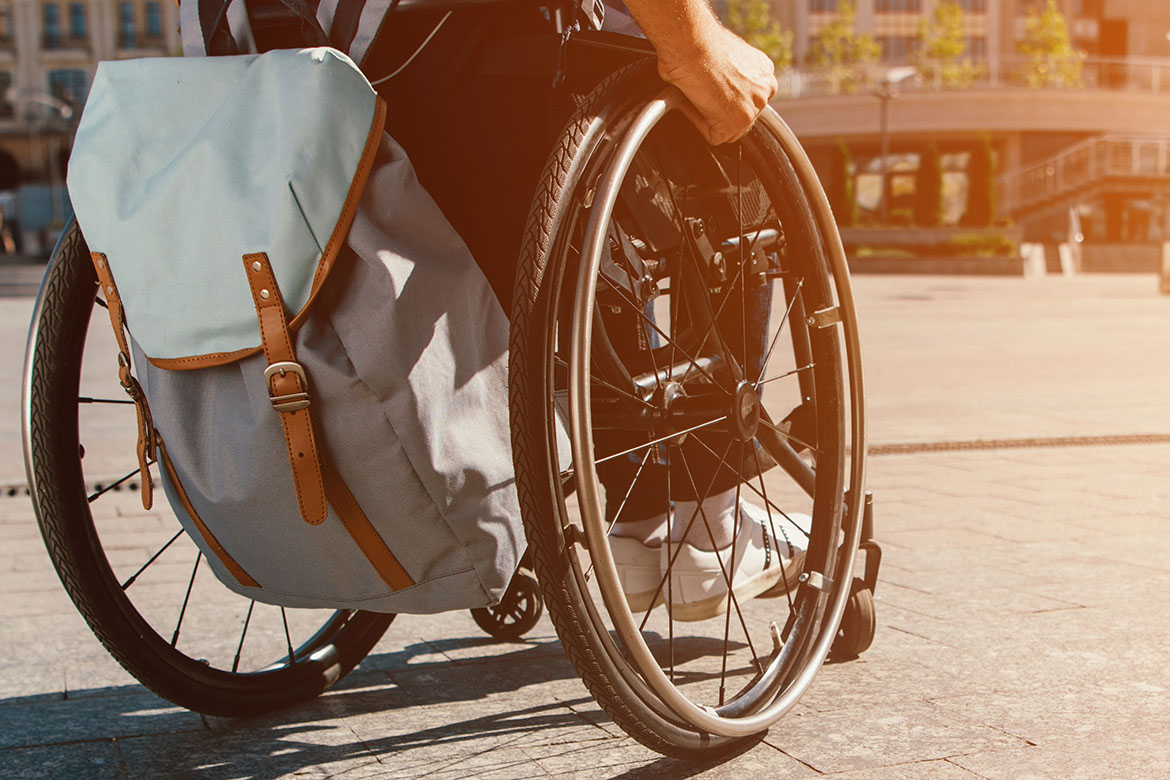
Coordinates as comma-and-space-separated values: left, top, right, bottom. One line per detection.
777, 0, 1170, 65
771, 0, 1170, 262
0, 0, 178, 196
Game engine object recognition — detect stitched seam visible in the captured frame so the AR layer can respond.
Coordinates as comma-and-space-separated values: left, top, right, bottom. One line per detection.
228, 566, 482, 601
159, 440, 259, 587
149, 348, 257, 368
248, 254, 327, 524
310, 96, 386, 295
129, 104, 386, 372
329, 474, 412, 588
338, 507, 408, 586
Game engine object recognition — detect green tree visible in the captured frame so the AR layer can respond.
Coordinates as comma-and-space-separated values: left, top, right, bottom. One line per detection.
963, 134, 996, 227
915, 0, 981, 88
913, 144, 943, 227
806, 0, 879, 94
826, 140, 856, 227
1019, 0, 1084, 87
724, 0, 793, 70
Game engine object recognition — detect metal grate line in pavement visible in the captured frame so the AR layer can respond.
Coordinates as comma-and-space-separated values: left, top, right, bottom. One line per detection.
5, 433, 1169, 497
6, 432, 1170, 493
1, 475, 142, 499
869, 433, 1170, 456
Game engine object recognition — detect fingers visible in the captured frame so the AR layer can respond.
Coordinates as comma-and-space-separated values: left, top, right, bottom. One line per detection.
657, 32, 778, 146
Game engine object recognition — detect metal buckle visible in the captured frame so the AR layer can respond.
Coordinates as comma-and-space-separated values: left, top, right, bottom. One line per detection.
264, 361, 311, 412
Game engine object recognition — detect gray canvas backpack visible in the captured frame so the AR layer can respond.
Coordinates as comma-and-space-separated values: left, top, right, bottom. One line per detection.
65, 47, 525, 613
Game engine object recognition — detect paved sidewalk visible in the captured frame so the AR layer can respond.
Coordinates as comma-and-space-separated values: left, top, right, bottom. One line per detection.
3, 273, 1169, 779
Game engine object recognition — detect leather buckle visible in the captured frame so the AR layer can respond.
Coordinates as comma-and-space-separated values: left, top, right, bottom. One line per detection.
264, 361, 311, 412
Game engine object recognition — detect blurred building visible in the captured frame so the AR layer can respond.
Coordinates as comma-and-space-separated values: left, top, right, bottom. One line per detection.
773, 0, 1170, 269
0, 0, 178, 248
779, 0, 1170, 64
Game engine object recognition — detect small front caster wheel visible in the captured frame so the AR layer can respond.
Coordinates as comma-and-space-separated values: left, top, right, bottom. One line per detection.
470, 567, 544, 640
830, 579, 876, 661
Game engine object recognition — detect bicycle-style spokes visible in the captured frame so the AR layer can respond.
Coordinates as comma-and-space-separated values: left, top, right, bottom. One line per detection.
23, 223, 392, 717
524, 83, 857, 740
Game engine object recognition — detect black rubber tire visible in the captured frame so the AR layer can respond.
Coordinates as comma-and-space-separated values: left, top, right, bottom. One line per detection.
470, 567, 544, 640
830, 581, 876, 662
510, 61, 852, 758
25, 222, 393, 718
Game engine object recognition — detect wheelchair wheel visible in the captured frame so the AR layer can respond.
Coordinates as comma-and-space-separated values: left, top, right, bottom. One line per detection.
511, 63, 867, 758
22, 223, 394, 718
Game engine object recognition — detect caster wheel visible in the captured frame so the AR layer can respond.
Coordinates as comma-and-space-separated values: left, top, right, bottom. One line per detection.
471, 567, 544, 640
830, 579, 875, 661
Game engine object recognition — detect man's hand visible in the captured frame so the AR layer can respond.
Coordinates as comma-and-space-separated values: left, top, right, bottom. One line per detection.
621, 0, 778, 145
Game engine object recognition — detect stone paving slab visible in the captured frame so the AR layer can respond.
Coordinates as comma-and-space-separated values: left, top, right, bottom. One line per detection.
3, 274, 1170, 777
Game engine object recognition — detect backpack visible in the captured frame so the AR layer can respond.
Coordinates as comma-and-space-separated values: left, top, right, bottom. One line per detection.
65, 47, 525, 613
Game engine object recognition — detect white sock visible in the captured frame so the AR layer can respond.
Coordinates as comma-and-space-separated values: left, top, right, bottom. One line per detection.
609, 513, 668, 546
609, 488, 746, 550
670, 488, 738, 551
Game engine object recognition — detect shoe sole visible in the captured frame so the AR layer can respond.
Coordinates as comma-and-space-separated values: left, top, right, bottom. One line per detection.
624, 590, 663, 613
760, 549, 807, 599
666, 563, 784, 622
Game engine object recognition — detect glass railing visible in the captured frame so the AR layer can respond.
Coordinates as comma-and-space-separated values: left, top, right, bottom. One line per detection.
1001, 135, 1170, 212
778, 57, 1170, 98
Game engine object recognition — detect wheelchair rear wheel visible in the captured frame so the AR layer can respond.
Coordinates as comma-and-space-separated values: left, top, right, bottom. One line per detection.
22, 223, 393, 717
511, 63, 868, 757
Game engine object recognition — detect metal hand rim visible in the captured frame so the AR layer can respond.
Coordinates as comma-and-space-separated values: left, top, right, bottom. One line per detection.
567, 90, 867, 738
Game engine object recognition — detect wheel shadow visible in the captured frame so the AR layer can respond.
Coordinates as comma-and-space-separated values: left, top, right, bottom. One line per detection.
1, 635, 603, 779
3, 631, 784, 778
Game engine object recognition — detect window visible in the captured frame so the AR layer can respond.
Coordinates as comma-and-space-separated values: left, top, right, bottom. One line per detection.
49, 68, 88, 110
0, 6, 13, 43
959, 0, 988, 11
966, 36, 987, 58
878, 35, 920, 62
875, 0, 922, 12
68, 2, 85, 40
43, 3, 61, 49
0, 71, 12, 119
145, 1, 161, 38
118, 2, 134, 47
809, 0, 838, 12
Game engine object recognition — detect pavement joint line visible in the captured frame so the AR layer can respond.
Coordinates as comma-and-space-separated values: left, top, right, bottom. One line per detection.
869, 433, 1170, 455
6, 430, 1170, 496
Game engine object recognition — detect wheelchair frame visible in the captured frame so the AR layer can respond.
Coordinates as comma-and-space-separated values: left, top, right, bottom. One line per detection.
21, 26, 879, 760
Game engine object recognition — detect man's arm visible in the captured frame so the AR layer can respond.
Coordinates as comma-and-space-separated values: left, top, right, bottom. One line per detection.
620, 0, 778, 145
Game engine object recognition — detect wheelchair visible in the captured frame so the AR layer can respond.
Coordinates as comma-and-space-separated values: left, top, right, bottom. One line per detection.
22, 8, 877, 761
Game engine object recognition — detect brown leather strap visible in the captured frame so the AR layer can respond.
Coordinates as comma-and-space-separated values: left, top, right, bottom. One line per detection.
90, 252, 155, 510
242, 252, 328, 525
321, 460, 414, 591
157, 438, 260, 588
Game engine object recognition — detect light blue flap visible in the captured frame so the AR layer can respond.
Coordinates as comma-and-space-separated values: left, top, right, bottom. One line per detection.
67, 47, 378, 362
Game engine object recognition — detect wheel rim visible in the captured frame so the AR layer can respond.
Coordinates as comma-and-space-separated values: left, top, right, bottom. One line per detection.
553, 93, 866, 737
22, 224, 389, 711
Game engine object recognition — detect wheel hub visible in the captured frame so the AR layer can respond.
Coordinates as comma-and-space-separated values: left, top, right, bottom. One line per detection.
730, 380, 761, 442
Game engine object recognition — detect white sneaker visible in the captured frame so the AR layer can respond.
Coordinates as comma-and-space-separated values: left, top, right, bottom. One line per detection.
747, 502, 807, 598
664, 502, 803, 622
609, 536, 663, 613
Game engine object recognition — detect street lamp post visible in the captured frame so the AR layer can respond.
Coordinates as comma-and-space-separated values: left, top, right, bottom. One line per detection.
875, 84, 893, 224
19, 93, 74, 243
872, 67, 917, 225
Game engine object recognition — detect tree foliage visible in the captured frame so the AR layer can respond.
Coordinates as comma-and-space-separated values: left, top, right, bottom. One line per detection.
827, 140, 856, 227
963, 134, 996, 227
915, 0, 981, 88
913, 144, 943, 227
807, 0, 879, 93
724, 0, 793, 70
1019, 0, 1084, 87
